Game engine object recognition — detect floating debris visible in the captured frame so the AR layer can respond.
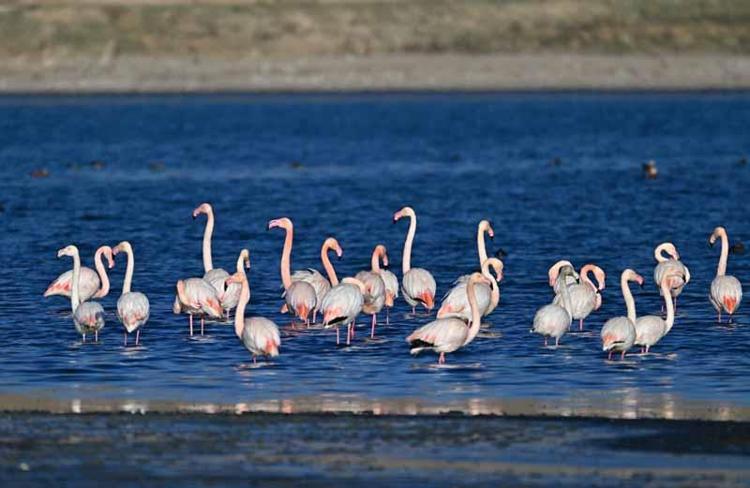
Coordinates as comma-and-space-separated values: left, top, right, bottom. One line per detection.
550, 157, 562, 166
290, 161, 304, 169
730, 241, 745, 255
643, 160, 658, 179
149, 161, 166, 172
90, 160, 106, 170
31, 168, 49, 178
495, 248, 508, 259
739, 156, 748, 166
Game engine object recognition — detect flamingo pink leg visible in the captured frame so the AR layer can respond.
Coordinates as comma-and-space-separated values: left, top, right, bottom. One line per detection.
386, 307, 390, 325
346, 323, 352, 345
189, 314, 194, 336
336, 327, 340, 345
124, 332, 128, 346
95, 330, 99, 342
620, 351, 626, 360
201, 316, 205, 335
135, 330, 140, 346
578, 319, 583, 331
438, 352, 445, 364
313, 310, 318, 323
370, 314, 377, 338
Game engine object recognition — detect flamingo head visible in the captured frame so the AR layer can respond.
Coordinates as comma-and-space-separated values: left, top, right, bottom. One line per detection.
623, 269, 644, 287
548, 260, 574, 287
267, 217, 292, 231
601, 333, 617, 351
393, 206, 414, 223
479, 219, 494, 239
192, 202, 212, 219
112, 241, 132, 258
488, 258, 504, 282
324, 237, 344, 258
57, 245, 78, 259
709, 227, 726, 247
238, 249, 250, 270
656, 242, 679, 261
375, 244, 389, 267
99, 246, 115, 269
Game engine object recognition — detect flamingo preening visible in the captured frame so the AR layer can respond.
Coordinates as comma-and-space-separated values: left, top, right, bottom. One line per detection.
321, 277, 366, 346
284, 237, 343, 323
548, 260, 579, 295
57, 245, 105, 342
653, 242, 690, 309
45, 245, 114, 301
113, 241, 150, 346
709, 226, 743, 323
532, 265, 576, 347
635, 270, 680, 353
173, 275, 223, 336
393, 206, 436, 314
601, 269, 642, 360
438, 257, 504, 322
355, 244, 388, 338
552, 264, 606, 330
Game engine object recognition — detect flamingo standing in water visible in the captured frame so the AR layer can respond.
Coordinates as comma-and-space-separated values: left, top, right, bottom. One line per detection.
57, 245, 105, 342
173, 275, 223, 336
438, 257, 504, 322
283, 237, 343, 323
45, 245, 114, 301
193, 203, 243, 319
380, 267, 399, 325
226, 251, 280, 363
321, 277, 367, 345
601, 269, 642, 360
393, 206, 436, 314
709, 226, 743, 323
113, 241, 150, 346
635, 271, 680, 353
553, 264, 606, 330
407, 273, 488, 364
653, 242, 690, 309
532, 265, 576, 347
268, 217, 317, 326
548, 260, 579, 295
355, 244, 388, 338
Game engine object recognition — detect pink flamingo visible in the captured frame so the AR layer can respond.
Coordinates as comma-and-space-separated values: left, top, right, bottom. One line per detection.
552, 264, 606, 330
406, 272, 488, 364
709, 226, 743, 323
601, 269, 642, 360
532, 265, 576, 347
283, 237, 343, 323
380, 267, 399, 325
45, 245, 114, 301
438, 257, 504, 322
548, 260, 579, 295
193, 203, 243, 319
393, 206, 436, 314
635, 270, 680, 353
57, 245, 105, 342
173, 275, 223, 336
321, 277, 367, 346
268, 217, 318, 326
226, 251, 280, 363
653, 242, 690, 308
355, 244, 388, 338
455, 219, 495, 282
113, 241, 150, 346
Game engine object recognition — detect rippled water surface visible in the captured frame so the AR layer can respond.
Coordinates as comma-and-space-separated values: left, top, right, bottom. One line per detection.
1, 93, 749, 414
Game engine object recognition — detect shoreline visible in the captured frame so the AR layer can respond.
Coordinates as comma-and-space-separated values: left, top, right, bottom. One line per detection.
3, 54, 750, 93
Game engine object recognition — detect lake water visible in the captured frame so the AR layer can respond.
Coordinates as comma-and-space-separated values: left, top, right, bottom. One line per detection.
1, 92, 749, 419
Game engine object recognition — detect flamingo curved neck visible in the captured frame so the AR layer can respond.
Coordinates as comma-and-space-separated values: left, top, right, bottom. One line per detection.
662, 280, 675, 333
654, 244, 675, 263
70, 252, 81, 313
371, 248, 382, 274
558, 276, 573, 314
234, 273, 249, 338
464, 279, 482, 345
477, 226, 489, 266
201, 209, 215, 273
621, 276, 637, 324
401, 213, 416, 274
122, 247, 134, 295
322, 243, 339, 286
94, 248, 110, 298
279, 226, 294, 289
716, 231, 729, 277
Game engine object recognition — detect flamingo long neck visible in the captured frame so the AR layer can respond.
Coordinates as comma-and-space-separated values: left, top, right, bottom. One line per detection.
662, 279, 675, 333
236, 251, 247, 274
621, 275, 637, 324
402, 213, 416, 274
201, 209, 215, 273
477, 226, 489, 266
559, 276, 573, 315
654, 244, 674, 263
234, 274, 250, 338
464, 279, 483, 345
122, 247, 134, 295
580, 265, 595, 291
322, 243, 339, 286
716, 231, 728, 277
279, 226, 293, 289
94, 248, 110, 298
371, 248, 383, 273
70, 252, 81, 313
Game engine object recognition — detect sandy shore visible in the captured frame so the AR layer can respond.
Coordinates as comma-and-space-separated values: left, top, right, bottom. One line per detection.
3, 54, 750, 93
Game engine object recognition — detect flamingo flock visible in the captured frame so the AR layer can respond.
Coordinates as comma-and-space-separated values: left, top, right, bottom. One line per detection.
45, 203, 744, 364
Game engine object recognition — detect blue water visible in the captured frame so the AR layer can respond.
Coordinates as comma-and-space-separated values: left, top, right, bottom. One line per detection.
1, 93, 749, 412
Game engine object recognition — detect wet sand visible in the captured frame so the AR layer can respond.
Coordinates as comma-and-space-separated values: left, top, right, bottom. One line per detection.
3, 54, 750, 93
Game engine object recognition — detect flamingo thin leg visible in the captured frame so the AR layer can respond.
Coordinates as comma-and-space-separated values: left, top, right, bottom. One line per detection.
124, 332, 128, 347
135, 330, 140, 346
370, 314, 376, 338
201, 316, 205, 335
189, 314, 194, 336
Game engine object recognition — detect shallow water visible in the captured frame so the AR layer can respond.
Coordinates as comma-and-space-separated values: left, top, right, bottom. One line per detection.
1, 93, 749, 417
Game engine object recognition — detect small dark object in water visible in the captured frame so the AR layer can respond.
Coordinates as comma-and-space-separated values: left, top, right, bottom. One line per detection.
495, 248, 508, 259
449, 153, 462, 162
149, 161, 166, 172
739, 156, 748, 166
90, 160, 106, 170
643, 160, 658, 179
290, 161, 304, 169
31, 168, 49, 178
550, 157, 562, 166
730, 241, 745, 255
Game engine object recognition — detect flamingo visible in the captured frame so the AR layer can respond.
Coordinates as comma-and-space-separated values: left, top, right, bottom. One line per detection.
268, 217, 317, 326
393, 206, 436, 314
635, 270, 680, 353
406, 272, 488, 364
321, 277, 366, 346
112, 241, 150, 346
532, 265, 576, 347
283, 237, 343, 322
193, 203, 242, 319
709, 226, 743, 323
355, 244, 388, 338
57, 245, 105, 342
174, 277, 223, 336
45, 245, 114, 301
226, 252, 280, 363
438, 257, 504, 322
552, 264, 606, 330
548, 260, 579, 295
380, 267, 399, 325
653, 242, 690, 308
601, 269, 642, 360
453, 219, 495, 283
